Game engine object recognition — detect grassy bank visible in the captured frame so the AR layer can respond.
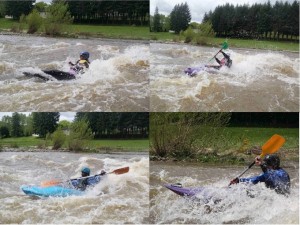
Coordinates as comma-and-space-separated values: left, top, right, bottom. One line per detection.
0, 18, 150, 40
150, 32, 299, 52
150, 127, 299, 163
0, 136, 149, 152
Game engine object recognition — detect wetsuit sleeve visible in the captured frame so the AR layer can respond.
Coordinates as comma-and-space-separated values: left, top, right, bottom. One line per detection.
215, 57, 221, 65
221, 51, 230, 59
239, 173, 265, 184
84, 62, 89, 68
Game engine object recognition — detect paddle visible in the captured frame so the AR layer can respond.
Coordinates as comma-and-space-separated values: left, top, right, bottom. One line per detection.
41, 166, 129, 187
229, 134, 285, 186
208, 41, 229, 62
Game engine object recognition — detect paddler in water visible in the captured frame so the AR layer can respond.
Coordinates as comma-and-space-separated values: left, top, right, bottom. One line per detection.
76, 167, 106, 191
69, 51, 90, 74
205, 50, 232, 70
230, 154, 290, 195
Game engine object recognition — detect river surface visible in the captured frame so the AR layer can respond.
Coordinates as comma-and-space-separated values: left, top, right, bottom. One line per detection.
0, 35, 149, 112
0, 151, 149, 224
150, 42, 299, 112
150, 161, 299, 224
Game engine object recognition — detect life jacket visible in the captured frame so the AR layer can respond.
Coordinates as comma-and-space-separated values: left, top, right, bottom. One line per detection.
78, 59, 88, 67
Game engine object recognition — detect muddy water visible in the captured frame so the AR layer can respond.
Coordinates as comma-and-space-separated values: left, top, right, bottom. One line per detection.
0, 152, 149, 224
0, 35, 149, 111
150, 161, 299, 224
150, 43, 299, 112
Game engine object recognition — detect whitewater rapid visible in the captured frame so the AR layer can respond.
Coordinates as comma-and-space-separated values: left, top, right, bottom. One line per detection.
0, 35, 149, 111
150, 42, 299, 112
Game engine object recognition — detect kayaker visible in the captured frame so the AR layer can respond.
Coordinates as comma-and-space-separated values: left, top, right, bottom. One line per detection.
76, 167, 106, 191
68, 51, 90, 74
205, 50, 232, 70
230, 154, 290, 195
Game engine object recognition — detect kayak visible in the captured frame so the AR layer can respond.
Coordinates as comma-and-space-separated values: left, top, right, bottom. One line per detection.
165, 184, 205, 197
23, 69, 76, 81
21, 175, 102, 197
21, 185, 83, 197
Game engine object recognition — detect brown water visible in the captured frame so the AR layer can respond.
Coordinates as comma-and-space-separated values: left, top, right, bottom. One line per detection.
0, 152, 149, 224
150, 161, 299, 224
0, 35, 149, 111
150, 43, 299, 112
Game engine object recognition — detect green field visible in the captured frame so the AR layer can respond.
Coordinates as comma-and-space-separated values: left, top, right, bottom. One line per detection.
150, 32, 299, 52
0, 18, 150, 40
0, 136, 149, 152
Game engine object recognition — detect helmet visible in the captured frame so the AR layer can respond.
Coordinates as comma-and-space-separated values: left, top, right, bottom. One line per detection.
81, 167, 90, 175
263, 154, 280, 169
80, 51, 90, 60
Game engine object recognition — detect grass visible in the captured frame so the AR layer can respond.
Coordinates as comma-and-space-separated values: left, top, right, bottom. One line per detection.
150, 32, 299, 52
0, 136, 149, 152
0, 18, 150, 40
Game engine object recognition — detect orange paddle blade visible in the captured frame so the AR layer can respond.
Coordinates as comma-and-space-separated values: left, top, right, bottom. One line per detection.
110, 167, 129, 175
40, 179, 61, 187
260, 134, 285, 158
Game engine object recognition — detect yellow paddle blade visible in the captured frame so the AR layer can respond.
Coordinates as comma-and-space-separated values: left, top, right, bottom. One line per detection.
40, 179, 61, 187
260, 134, 285, 158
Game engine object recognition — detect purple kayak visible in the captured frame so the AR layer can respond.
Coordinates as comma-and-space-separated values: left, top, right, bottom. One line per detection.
184, 66, 205, 77
165, 184, 205, 197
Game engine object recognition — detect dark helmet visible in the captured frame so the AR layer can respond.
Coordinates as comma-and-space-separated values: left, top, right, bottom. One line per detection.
80, 51, 90, 60
81, 167, 90, 176
263, 154, 280, 169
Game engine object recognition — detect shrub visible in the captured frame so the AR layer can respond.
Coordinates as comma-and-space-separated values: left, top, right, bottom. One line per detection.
26, 9, 43, 34
183, 27, 195, 43
52, 128, 66, 150
68, 120, 93, 151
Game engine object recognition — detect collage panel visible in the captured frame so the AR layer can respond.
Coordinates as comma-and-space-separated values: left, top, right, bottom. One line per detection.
0, 112, 149, 224
149, 112, 299, 224
150, 0, 299, 112
0, 0, 150, 112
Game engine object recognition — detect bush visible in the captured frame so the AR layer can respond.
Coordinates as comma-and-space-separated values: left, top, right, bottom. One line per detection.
52, 128, 66, 150
26, 9, 43, 34
183, 27, 195, 43
68, 120, 93, 151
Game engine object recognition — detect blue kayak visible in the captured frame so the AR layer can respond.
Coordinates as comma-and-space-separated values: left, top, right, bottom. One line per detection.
21, 175, 102, 197
21, 185, 83, 197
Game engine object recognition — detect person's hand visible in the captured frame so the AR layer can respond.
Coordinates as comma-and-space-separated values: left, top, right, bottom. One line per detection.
100, 170, 106, 175
230, 177, 239, 185
255, 156, 262, 166
68, 61, 73, 65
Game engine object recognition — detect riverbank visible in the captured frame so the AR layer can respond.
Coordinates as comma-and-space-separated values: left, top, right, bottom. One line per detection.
0, 136, 149, 152
150, 32, 299, 52
0, 18, 150, 40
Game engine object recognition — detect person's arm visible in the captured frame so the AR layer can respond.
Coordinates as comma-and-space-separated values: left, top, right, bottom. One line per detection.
239, 173, 265, 185
215, 57, 221, 65
84, 61, 89, 68
220, 51, 230, 60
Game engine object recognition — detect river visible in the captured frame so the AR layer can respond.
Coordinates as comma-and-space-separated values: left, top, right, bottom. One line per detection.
0, 151, 149, 224
0, 35, 149, 112
150, 42, 299, 112
150, 161, 299, 224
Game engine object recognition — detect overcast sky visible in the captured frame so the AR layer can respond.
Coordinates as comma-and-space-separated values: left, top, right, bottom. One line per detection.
0, 112, 76, 122
150, 0, 295, 22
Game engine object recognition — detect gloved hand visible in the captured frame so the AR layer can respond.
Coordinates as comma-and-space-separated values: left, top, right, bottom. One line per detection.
230, 177, 239, 185
100, 170, 106, 175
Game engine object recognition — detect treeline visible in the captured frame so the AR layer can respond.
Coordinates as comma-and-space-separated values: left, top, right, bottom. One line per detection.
0, 0, 149, 26
0, 112, 149, 139
66, 1, 149, 25
229, 113, 299, 128
203, 1, 299, 40
75, 112, 149, 139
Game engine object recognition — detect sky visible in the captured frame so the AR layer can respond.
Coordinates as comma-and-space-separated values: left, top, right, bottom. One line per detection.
0, 112, 76, 122
150, 0, 296, 22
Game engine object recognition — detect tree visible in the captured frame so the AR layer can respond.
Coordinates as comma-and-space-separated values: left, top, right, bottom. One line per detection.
11, 112, 23, 137
32, 112, 60, 138
0, 2, 5, 18
153, 6, 161, 32
0, 126, 10, 138
44, 0, 73, 35
170, 2, 191, 34
34, 1, 48, 12
4, 0, 35, 20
